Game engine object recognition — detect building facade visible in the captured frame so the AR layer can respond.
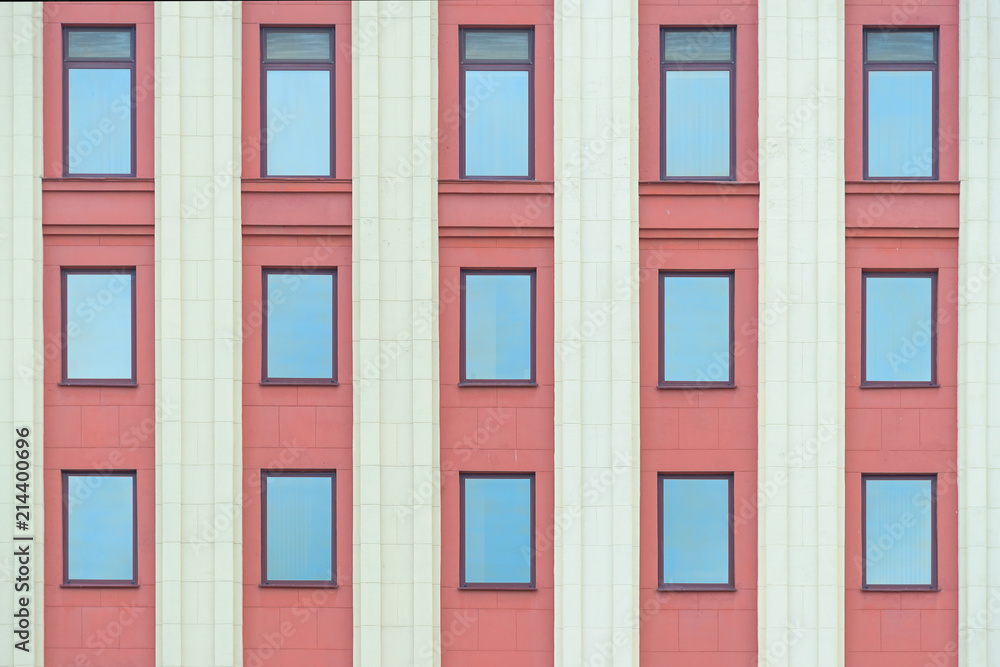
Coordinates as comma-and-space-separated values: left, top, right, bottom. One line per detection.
0, 0, 997, 665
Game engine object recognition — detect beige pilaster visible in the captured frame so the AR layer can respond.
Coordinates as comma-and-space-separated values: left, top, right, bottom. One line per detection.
553, 0, 641, 664
351, 2, 440, 665
757, 1, 845, 665
154, 2, 243, 665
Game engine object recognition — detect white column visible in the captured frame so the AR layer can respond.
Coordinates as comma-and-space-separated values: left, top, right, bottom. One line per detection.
553, 0, 641, 664
352, 2, 440, 665
757, 1, 845, 666
958, 2, 1000, 664
154, 2, 243, 665
0, 3, 44, 665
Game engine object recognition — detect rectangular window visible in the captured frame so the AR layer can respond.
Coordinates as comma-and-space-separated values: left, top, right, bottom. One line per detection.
63, 27, 135, 176
864, 29, 938, 179
261, 471, 336, 586
460, 270, 535, 385
262, 269, 337, 384
862, 475, 936, 590
659, 474, 734, 590
659, 272, 734, 387
62, 268, 136, 385
460, 473, 534, 589
661, 28, 735, 180
261, 27, 334, 177
460, 28, 534, 179
63, 471, 137, 586
862, 272, 936, 386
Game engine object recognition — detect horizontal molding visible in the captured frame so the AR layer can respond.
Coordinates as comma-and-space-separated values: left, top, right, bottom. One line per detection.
639, 181, 760, 197
241, 178, 352, 193
846, 180, 960, 195
42, 177, 155, 192
438, 179, 555, 194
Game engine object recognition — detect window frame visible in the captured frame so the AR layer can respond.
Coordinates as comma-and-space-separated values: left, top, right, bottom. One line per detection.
458, 268, 537, 387
459, 472, 536, 590
458, 26, 536, 181
861, 473, 938, 591
658, 270, 736, 389
259, 26, 336, 179
862, 27, 939, 181
657, 472, 735, 591
860, 270, 938, 388
62, 470, 138, 587
261, 267, 338, 385
260, 470, 337, 588
61, 267, 138, 387
62, 25, 137, 178
659, 26, 737, 182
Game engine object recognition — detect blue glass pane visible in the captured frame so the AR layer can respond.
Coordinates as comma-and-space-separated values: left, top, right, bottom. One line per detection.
662, 275, 730, 383
67, 475, 134, 581
266, 476, 333, 581
267, 272, 334, 379
868, 70, 933, 178
67, 68, 131, 175
464, 477, 532, 584
664, 70, 730, 178
464, 70, 529, 177
865, 276, 933, 382
66, 273, 133, 380
465, 274, 532, 380
266, 70, 331, 176
662, 478, 730, 584
866, 479, 933, 586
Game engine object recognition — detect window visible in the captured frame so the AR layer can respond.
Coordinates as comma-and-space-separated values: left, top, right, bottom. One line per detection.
661, 28, 735, 180
659, 272, 734, 387
460, 473, 534, 589
862, 272, 936, 386
62, 268, 136, 385
63, 27, 135, 176
659, 474, 734, 589
62, 471, 137, 586
864, 29, 938, 179
862, 475, 936, 590
460, 270, 535, 385
460, 28, 534, 179
261, 27, 334, 177
261, 471, 336, 586
262, 269, 336, 384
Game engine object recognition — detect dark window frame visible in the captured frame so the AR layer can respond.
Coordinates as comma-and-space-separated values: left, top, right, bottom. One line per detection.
659, 26, 737, 182
860, 270, 938, 388
459, 268, 537, 387
62, 470, 138, 587
658, 270, 736, 389
261, 267, 338, 385
861, 473, 938, 591
862, 27, 939, 181
61, 267, 138, 387
459, 472, 536, 590
657, 472, 736, 591
260, 26, 336, 179
62, 25, 137, 178
458, 26, 536, 181
260, 470, 337, 588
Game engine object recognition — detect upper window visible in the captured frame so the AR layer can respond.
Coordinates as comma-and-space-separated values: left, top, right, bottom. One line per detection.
460, 473, 534, 589
661, 28, 735, 180
863, 475, 936, 590
660, 272, 734, 387
261, 28, 334, 177
62, 268, 136, 385
262, 269, 337, 384
63, 471, 137, 586
864, 29, 938, 179
460, 28, 534, 179
261, 471, 336, 586
460, 270, 535, 385
659, 474, 734, 590
862, 272, 936, 387
63, 27, 136, 177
